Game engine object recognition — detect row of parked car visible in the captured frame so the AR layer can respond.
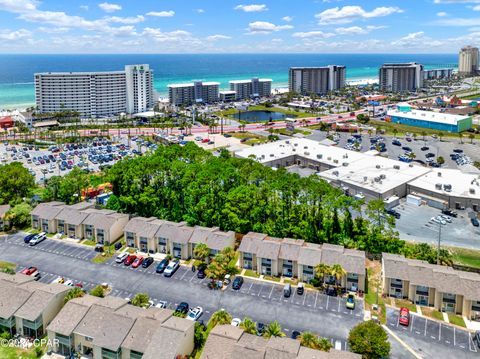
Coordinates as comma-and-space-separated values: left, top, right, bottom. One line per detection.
23, 232, 47, 246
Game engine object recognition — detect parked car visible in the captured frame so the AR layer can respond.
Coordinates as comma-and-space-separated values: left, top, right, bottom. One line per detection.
232, 276, 244, 290
23, 233, 36, 243
474, 331, 480, 348
163, 259, 180, 277
142, 257, 154, 268
326, 286, 337, 297
231, 318, 241, 327
132, 256, 144, 268
399, 307, 410, 326
175, 302, 189, 315
386, 209, 401, 219
346, 292, 355, 309
283, 283, 292, 298
256, 322, 266, 336
431, 216, 446, 225
115, 252, 128, 264
124, 255, 137, 266
29, 232, 46, 246
472, 217, 480, 227
156, 258, 169, 273
155, 301, 168, 309
296, 282, 304, 295
197, 263, 207, 279
442, 209, 457, 218
21, 266, 37, 276
420, 146, 429, 151
440, 215, 452, 223
187, 306, 203, 321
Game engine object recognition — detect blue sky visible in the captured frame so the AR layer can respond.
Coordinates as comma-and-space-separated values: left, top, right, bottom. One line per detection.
0, 0, 479, 53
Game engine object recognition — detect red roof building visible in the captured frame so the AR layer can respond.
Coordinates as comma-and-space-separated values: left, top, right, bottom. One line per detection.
0, 116, 14, 129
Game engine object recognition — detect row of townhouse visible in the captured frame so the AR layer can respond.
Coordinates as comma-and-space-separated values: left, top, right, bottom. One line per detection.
124, 216, 236, 259
0, 272, 70, 338
47, 294, 194, 359
382, 253, 480, 320
30, 202, 129, 245
238, 232, 366, 292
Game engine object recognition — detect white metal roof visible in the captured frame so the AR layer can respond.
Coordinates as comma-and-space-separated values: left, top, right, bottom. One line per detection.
387, 109, 470, 125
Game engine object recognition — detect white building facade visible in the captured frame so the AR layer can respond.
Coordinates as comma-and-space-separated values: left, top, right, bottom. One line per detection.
379, 62, 424, 92
34, 64, 154, 118
168, 81, 220, 105
288, 66, 346, 95
229, 78, 272, 100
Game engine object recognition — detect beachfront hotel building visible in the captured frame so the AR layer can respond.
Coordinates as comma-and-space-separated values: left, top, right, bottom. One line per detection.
168, 81, 220, 106
34, 64, 154, 118
423, 68, 453, 80
379, 62, 424, 93
458, 46, 479, 75
229, 78, 272, 100
288, 65, 346, 95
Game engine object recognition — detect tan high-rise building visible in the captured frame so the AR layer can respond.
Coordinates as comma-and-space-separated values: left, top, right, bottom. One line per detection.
458, 46, 479, 75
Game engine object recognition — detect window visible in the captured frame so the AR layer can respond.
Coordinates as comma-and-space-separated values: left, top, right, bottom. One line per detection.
85, 336, 93, 342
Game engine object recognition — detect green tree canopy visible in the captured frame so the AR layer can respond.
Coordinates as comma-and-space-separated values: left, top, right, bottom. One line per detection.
210, 310, 232, 327
0, 162, 35, 204
5, 202, 32, 229
89, 285, 105, 298
131, 293, 150, 308
348, 320, 390, 359
64, 287, 85, 304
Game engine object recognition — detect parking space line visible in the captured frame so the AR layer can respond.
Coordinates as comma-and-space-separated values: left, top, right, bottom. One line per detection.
268, 284, 274, 299
314, 292, 318, 308
337, 297, 341, 312
454, 327, 456, 347
246, 282, 253, 294
302, 292, 306, 306
325, 295, 329, 310
438, 323, 441, 341
424, 319, 427, 336
410, 315, 414, 332
469, 333, 477, 352
180, 269, 189, 280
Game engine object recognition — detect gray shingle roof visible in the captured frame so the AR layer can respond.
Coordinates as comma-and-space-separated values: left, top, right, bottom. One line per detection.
0, 272, 35, 285
257, 238, 282, 260
31, 202, 66, 220
0, 281, 33, 319
238, 232, 267, 254
297, 347, 361, 359
278, 238, 305, 261
155, 221, 194, 244
321, 245, 365, 275
82, 209, 128, 230
121, 316, 163, 353
124, 217, 164, 239
46, 301, 92, 336
55, 207, 90, 225
297, 244, 322, 267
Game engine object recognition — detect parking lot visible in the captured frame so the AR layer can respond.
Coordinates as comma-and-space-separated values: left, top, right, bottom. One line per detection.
387, 307, 478, 355
395, 202, 480, 249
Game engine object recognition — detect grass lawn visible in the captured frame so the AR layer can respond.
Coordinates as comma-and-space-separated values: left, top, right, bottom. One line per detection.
0, 345, 45, 359
216, 105, 315, 120
394, 299, 417, 313
448, 313, 466, 328
269, 128, 312, 136
365, 264, 387, 324
91, 252, 113, 264
243, 269, 260, 278
244, 138, 269, 146
460, 93, 480, 100
284, 278, 299, 285
263, 275, 281, 282
0, 261, 16, 272
449, 246, 480, 269
422, 307, 444, 321
81, 239, 96, 246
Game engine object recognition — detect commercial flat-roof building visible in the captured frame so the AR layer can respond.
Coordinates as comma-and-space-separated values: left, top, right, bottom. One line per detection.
288, 66, 346, 95
458, 46, 479, 75
34, 64, 154, 118
168, 81, 220, 105
229, 78, 272, 100
382, 253, 480, 320
379, 62, 423, 92
239, 232, 366, 291
219, 90, 236, 102
386, 103, 472, 133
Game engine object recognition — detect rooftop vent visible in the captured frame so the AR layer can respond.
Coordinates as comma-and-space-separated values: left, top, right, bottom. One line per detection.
304, 152, 310, 156
393, 165, 400, 170
333, 170, 339, 176
363, 176, 368, 182
470, 188, 476, 194
317, 154, 323, 159
285, 140, 290, 144
438, 172, 442, 177
333, 159, 339, 164
342, 162, 349, 167
435, 183, 442, 190
380, 174, 386, 179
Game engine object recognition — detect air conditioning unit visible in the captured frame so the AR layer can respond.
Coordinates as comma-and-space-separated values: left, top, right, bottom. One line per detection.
270, 154, 274, 157
304, 146, 308, 149
363, 176, 368, 182
438, 172, 442, 177
317, 154, 323, 159
304, 152, 310, 156
470, 188, 476, 194
327, 157, 331, 161
380, 174, 386, 179
376, 165, 381, 169
435, 183, 442, 190
342, 162, 349, 167
374, 177, 380, 182
393, 165, 400, 170
286, 140, 290, 144
333, 171, 339, 176
333, 159, 338, 164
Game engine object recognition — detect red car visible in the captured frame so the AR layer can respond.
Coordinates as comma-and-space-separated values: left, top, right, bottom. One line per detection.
201, 139, 210, 143
132, 256, 144, 268
124, 255, 137, 266
399, 307, 410, 326
21, 266, 37, 275
75, 283, 83, 288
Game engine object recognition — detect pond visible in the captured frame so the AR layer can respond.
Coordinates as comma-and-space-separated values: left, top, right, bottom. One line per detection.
232, 110, 295, 123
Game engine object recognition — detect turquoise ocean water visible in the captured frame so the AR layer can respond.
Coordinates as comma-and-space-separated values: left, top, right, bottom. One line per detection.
0, 54, 457, 110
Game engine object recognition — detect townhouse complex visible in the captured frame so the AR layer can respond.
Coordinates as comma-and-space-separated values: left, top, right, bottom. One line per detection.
382, 253, 480, 320
0, 272, 70, 338
201, 324, 361, 359
31, 202, 129, 245
34, 64, 154, 118
235, 138, 480, 210
239, 233, 365, 292
47, 294, 194, 359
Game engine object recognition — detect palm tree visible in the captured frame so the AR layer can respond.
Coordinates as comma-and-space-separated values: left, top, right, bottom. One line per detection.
220, 247, 235, 263
263, 321, 285, 338
131, 293, 150, 308
240, 317, 257, 335
210, 309, 232, 327
298, 332, 318, 349
316, 337, 333, 352
314, 263, 330, 286
64, 287, 85, 304
367, 129, 373, 137
437, 132, 443, 142
193, 243, 210, 263
330, 264, 346, 289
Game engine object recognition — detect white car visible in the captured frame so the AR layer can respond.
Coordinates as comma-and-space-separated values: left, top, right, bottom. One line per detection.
115, 252, 129, 263
64, 280, 74, 287
431, 216, 446, 225
29, 232, 47, 246
440, 215, 452, 223
155, 301, 168, 309
186, 306, 203, 321
231, 318, 241, 327
163, 259, 180, 277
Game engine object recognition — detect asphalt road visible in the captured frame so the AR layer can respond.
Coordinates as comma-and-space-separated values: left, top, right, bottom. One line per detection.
0, 234, 360, 349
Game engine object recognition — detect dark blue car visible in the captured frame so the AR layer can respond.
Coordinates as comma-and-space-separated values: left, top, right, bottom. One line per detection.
24, 233, 36, 243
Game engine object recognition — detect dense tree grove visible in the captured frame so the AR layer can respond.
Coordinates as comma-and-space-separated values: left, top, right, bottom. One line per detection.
44, 167, 90, 204
106, 143, 405, 254
0, 162, 35, 205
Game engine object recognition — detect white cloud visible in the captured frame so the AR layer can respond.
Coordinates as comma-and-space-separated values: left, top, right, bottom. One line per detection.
98, 2, 121, 13
474, 5, 480, 10
315, 5, 403, 25
434, 0, 480, 3
147, 11, 175, 17
435, 17, 480, 25
437, 11, 447, 16
142, 28, 198, 43
335, 25, 385, 35
80, 5, 89, 11
392, 31, 444, 48
282, 16, 293, 22
292, 31, 335, 38
0, 28, 31, 41
196, 9, 205, 13
106, 15, 144, 24
0, 0, 37, 13
37, 26, 69, 33
206, 34, 232, 41
247, 21, 293, 34
235, 4, 268, 12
